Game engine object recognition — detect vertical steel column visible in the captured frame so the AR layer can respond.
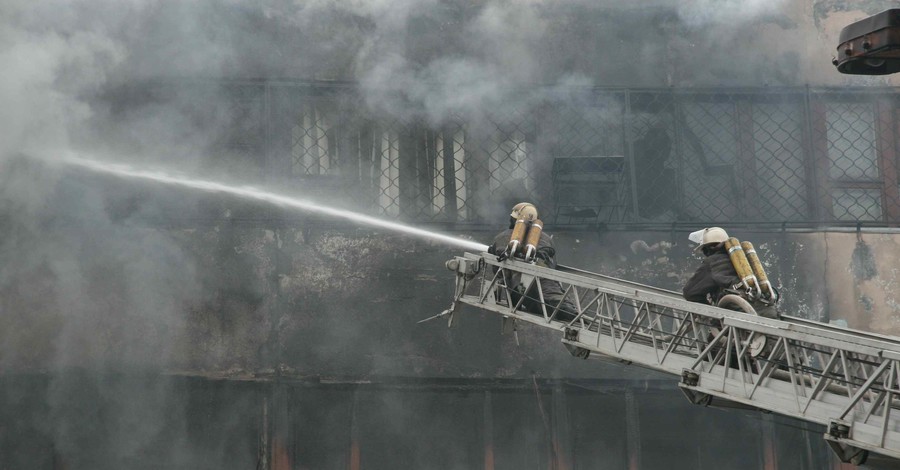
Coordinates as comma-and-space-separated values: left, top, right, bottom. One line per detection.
876, 98, 900, 223
466, 132, 491, 223
483, 390, 494, 470
349, 387, 361, 470
551, 383, 572, 470
415, 129, 433, 218
760, 413, 778, 470
264, 82, 272, 181
443, 127, 459, 222
623, 89, 641, 220
271, 383, 291, 470
624, 388, 642, 470
671, 92, 687, 220
803, 88, 831, 223
258, 395, 270, 470
736, 98, 761, 220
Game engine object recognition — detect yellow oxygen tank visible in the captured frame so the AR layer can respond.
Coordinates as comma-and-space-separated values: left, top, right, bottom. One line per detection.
725, 237, 759, 293
741, 241, 775, 300
505, 218, 529, 258
523, 219, 544, 262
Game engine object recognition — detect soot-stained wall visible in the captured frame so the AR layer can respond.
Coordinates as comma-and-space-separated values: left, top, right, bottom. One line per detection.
165, 226, 900, 376
4, 191, 898, 378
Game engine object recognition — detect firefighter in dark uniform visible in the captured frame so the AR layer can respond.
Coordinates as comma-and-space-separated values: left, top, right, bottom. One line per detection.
489, 203, 577, 322
683, 227, 742, 304
684, 227, 745, 368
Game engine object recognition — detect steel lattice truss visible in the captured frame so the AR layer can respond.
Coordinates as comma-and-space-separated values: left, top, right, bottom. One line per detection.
439, 252, 900, 465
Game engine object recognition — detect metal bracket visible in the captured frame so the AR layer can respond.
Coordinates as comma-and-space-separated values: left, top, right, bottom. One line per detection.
502, 316, 520, 346
417, 302, 457, 327
828, 420, 851, 439
681, 369, 700, 387
824, 420, 870, 465
420, 258, 472, 326
562, 329, 590, 358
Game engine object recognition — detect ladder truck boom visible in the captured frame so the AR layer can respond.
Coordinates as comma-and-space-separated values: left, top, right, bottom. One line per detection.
437, 252, 900, 466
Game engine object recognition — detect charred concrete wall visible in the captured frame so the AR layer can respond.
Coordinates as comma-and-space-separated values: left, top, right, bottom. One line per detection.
3, 188, 898, 379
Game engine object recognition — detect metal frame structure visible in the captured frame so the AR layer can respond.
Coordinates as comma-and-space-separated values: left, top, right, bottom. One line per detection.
437, 252, 900, 465
210, 80, 900, 227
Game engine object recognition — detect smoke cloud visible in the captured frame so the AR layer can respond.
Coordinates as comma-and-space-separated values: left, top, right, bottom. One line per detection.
0, 0, 850, 466
677, 0, 789, 28
0, 0, 816, 384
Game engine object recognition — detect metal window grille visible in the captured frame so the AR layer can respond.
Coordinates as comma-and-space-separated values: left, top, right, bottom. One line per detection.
218, 83, 900, 228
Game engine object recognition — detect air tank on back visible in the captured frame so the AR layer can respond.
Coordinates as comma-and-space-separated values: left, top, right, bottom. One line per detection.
725, 237, 759, 294
523, 219, 543, 263
505, 218, 529, 258
741, 241, 776, 301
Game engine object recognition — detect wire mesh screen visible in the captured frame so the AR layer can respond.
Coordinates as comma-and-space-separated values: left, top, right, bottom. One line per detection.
223, 83, 900, 227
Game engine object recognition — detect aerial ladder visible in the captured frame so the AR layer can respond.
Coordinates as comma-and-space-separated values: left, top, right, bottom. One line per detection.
433, 250, 900, 467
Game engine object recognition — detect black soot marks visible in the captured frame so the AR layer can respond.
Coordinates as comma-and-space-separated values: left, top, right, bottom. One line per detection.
850, 239, 877, 281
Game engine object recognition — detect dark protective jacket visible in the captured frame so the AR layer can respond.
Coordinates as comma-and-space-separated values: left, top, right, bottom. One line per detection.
490, 228, 566, 297
682, 250, 742, 304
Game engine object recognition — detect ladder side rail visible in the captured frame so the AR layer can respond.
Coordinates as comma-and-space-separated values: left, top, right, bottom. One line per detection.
458, 257, 898, 391
558, 264, 682, 297
463, 253, 900, 355
782, 315, 900, 348
449, 253, 900, 460
459, 286, 900, 453
468, 258, 896, 414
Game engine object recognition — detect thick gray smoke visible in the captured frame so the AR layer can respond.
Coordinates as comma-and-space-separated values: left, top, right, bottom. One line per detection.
350, 0, 562, 124
0, 0, 850, 466
0, 0, 817, 378
0, 0, 799, 399
677, 0, 788, 27
1, 0, 807, 164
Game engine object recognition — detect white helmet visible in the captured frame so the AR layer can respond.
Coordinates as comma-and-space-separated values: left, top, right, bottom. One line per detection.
688, 227, 728, 250
510, 202, 538, 221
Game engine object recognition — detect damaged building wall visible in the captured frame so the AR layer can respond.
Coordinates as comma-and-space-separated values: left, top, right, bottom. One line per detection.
4, 1, 900, 468
0, 216, 876, 468
4, 194, 900, 377
176, 225, 900, 378
809, 231, 900, 334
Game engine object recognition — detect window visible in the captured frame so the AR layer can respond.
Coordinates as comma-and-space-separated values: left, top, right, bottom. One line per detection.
823, 102, 882, 221
751, 101, 809, 221
826, 103, 878, 181
291, 107, 334, 176
432, 130, 468, 221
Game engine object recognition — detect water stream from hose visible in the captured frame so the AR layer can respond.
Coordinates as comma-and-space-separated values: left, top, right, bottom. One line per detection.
54, 155, 489, 252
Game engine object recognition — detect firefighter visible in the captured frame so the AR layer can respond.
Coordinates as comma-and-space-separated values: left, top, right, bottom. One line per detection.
683, 227, 742, 304
488, 203, 577, 322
